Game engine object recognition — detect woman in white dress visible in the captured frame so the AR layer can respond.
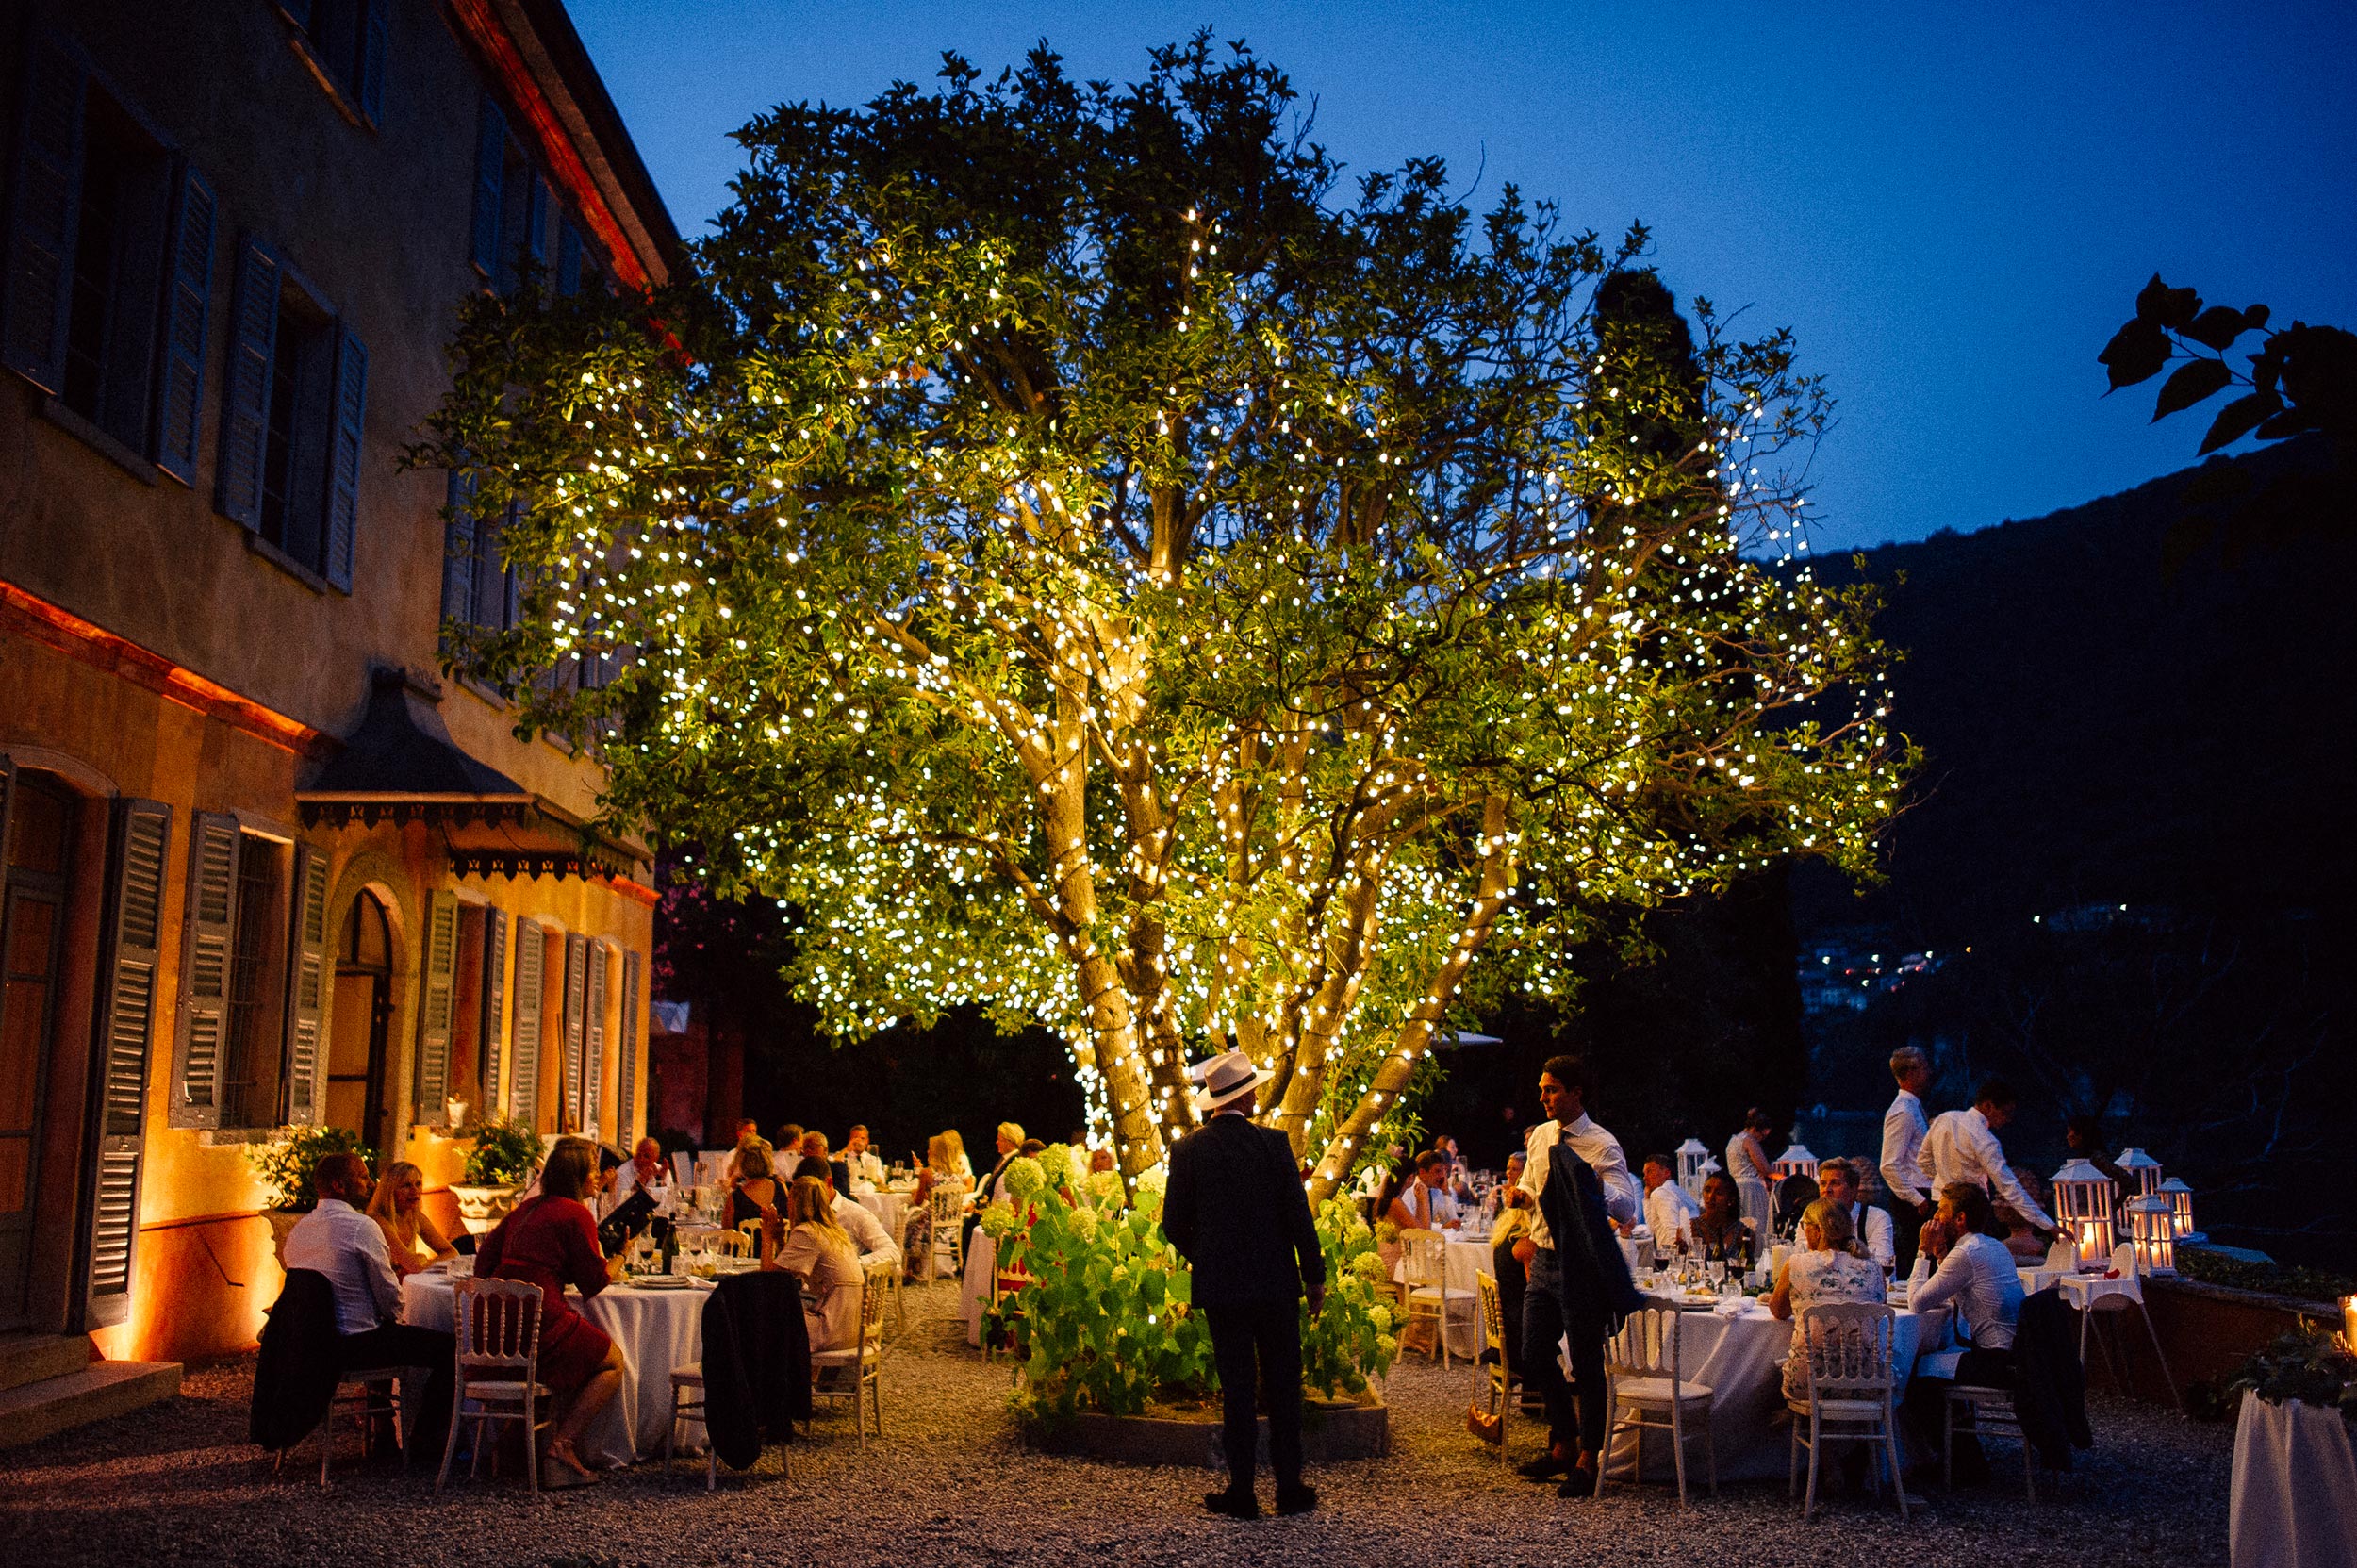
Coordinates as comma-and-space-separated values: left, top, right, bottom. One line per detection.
1768, 1197, 1887, 1400
1725, 1108, 1776, 1236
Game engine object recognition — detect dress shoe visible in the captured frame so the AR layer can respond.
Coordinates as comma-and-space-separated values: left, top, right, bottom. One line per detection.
1275, 1484, 1318, 1516
1557, 1468, 1600, 1499
1203, 1488, 1261, 1520
1517, 1451, 1574, 1480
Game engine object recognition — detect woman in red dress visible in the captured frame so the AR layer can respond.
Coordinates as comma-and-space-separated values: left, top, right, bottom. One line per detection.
476, 1137, 627, 1486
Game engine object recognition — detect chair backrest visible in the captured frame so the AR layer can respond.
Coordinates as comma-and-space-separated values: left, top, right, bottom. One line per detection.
1475, 1271, 1508, 1372
708, 1228, 754, 1259
2099, 1244, 2144, 1305
1602, 1303, 1682, 1382
859, 1260, 893, 1346
672, 1151, 696, 1188
930, 1186, 964, 1227
1403, 1228, 1449, 1288
1796, 1300, 1897, 1400
2044, 1237, 2079, 1273
453, 1277, 543, 1375
738, 1218, 766, 1251
2109, 1242, 2137, 1277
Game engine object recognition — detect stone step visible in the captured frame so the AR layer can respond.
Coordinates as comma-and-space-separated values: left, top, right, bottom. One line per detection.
0, 1333, 91, 1395
0, 1361, 182, 1449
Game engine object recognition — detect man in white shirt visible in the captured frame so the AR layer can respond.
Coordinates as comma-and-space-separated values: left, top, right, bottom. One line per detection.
1918, 1080, 2057, 1240
1815, 1158, 1895, 1272
1638, 1153, 1701, 1247
615, 1136, 672, 1212
1880, 1046, 1934, 1270
829, 1186, 903, 1270
280, 1153, 454, 1464
1901, 1182, 2027, 1481
843, 1125, 887, 1194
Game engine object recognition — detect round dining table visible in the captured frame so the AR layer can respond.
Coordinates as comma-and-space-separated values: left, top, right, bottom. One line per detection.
1391, 1229, 1496, 1359
402, 1267, 710, 1469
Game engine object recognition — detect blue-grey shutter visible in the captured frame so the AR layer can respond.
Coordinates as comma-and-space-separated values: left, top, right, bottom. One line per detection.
414, 888, 457, 1127
527, 175, 552, 273
283, 843, 331, 1125
560, 932, 586, 1133
151, 165, 216, 485
441, 468, 476, 634
323, 326, 366, 591
556, 220, 583, 297
82, 798, 171, 1330
167, 813, 239, 1131
215, 239, 280, 526
506, 917, 542, 1124
470, 96, 506, 275
581, 940, 607, 1138
618, 947, 641, 1145
2, 36, 88, 392
479, 904, 506, 1111
356, 0, 389, 125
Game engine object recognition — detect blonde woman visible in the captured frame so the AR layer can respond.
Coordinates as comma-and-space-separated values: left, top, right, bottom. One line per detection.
1768, 1197, 1887, 1401
935, 1129, 975, 1190
764, 1175, 864, 1351
365, 1161, 456, 1277
729, 1140, 781, 1230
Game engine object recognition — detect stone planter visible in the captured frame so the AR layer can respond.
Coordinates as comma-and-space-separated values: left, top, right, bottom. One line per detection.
449, 1183, 523, 1235
1036, 1394, 1390, 1466
265, 1209, 305, 1271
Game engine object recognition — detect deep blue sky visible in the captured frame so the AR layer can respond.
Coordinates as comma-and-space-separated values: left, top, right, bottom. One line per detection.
567, 1, 2354, 551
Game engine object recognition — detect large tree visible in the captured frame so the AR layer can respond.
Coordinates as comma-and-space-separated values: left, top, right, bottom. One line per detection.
425, 37, 1913, 1196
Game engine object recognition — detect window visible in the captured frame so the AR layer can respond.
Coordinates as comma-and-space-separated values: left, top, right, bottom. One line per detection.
281, 0, 389, 126
470, 92, 611, 296
215, 239, 367, 590
218, 833, 291, 1131
171, 817, 328, 1131
440, 475, 519, 639
1, 36, 216, 482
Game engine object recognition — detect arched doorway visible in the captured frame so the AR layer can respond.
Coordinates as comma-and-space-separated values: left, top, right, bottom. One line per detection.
326, 891, 394, 1151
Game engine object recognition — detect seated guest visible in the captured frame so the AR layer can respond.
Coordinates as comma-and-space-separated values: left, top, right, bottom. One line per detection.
1491, 1188, 1535, 1374
1485, 1150, 1527, 1222
1815, 1158, 1895, 1273
364, 1160, 456, 1278
801, 1131, 849, 1196
760, 1175, 865, 1352
1639, 1152, 1702, 1248
1902, 1182, 2027, 1480
1689, 1172, 1751, 1261
1770, 1170, 1821, 1242
1997, 1167, 2054, 1262
772, 1123, 805, 1181
1089, 1147, 1117, 1176
615, 1136, 671, 1204
829, 1187, 902, 1270
1431, 1134, 1475, 1203
1769, 1198, 1888, 1398
592, 1143, 626, 1217
842, 1125, 886, 1193
1019, 1137, 1046, 1157
720, 1119, 761, 1183
975, 1123, 1024, 1208
283, 1153, 455, 1468
931, 1130, 976, 1191
730, 1141, 783, 1230
472, 1138, 626, 1487
1386, 1150, 1450, 1231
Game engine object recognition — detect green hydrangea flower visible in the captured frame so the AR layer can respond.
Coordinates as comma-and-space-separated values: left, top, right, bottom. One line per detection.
1003, 1155, 1047, 1201
1037, 1143, 1075, 1191
980, 1202, 1022, 1239
1350, 1250, 1389, 1284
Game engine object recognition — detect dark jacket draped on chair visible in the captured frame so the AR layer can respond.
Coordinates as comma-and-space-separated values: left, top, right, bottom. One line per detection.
1536, 1141, 1644, 1334
2011, 1287, 2092, 1468
701, 1270, 811, 1470
250, 1268, 342, 1452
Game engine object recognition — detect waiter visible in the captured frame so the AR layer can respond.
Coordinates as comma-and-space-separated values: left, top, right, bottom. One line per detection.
1162, 1050, 1327, 1520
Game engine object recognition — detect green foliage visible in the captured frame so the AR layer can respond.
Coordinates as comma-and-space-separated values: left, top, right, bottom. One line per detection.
420, 34, 1910, 1191
246, 1126, 374, 1213
2178, 1246, 2357, 1309
993, 1147, 1393, 1428
460, 1114, 542, 1188
2229, 1319, 2357, 1425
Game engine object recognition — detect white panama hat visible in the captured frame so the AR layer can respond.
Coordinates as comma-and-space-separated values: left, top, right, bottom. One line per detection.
1189, 1049, 1273, 1114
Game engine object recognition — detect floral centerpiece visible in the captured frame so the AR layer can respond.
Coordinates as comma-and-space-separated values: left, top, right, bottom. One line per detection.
450, 1112, 540, 1234
247, 1125, 373, 1266
987, 1144, 1397, 1431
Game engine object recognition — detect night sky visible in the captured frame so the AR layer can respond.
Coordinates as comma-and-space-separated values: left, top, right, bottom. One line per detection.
565, 1, 2354, 552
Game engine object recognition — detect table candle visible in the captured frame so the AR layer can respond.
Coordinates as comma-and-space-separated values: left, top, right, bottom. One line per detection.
2343, 1295, 2356, 1351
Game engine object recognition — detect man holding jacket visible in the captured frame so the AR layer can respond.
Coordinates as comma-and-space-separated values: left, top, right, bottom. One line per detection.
1162, 1050, 1327, 1520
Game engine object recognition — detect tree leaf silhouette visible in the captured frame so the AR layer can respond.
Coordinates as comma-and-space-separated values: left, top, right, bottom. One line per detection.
2099, 319, 2169, 389
2152, 357, 2232, 421
2197, 390, 2281, 454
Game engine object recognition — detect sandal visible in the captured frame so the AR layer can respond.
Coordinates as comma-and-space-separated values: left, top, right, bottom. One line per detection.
542, 1440, 601, 1487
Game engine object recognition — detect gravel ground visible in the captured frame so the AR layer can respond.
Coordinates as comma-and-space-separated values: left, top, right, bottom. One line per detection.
3, 1288, 2231, 1568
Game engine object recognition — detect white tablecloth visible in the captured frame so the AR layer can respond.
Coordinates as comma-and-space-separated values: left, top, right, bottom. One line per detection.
403, 1272, 709, 1468
1392, 1230, 1494, 1357
856, 1191, 910, 1246
2231, 1389, 2357, 1568
963, 1230, 997, 1346
1605, 1296, 1945, 1482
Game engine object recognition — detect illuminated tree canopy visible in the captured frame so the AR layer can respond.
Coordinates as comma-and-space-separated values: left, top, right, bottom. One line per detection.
423, 36, 1916, 1196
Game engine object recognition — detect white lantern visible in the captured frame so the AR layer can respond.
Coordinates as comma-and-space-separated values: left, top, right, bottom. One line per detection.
2124, 1194, 2176, 1276
2051, 1159, 2118, 1261
2157, 1177, 2201, 1244
1773, 1141, 1820, 1184
2115, 1147, 2163, 1198
1675, 1137, 1712, 1197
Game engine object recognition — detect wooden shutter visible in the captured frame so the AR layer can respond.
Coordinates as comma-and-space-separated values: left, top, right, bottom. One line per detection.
618, 948, 641, 1145
322, 326, 366, 591
214, 238, 280, 527
580, 941, 607, 1138
470, 96, 506, 275
526, 174, 552, 273
506, 917, 541, 1123
556, 220, 583, 297
151, 164, 216, 485
2, 36, 87, 391
282, 844, 331, 1125
356, 0, 389, 125
559, 932, 586, 1132
166, 813, 239, 1131
478, 904, 506, 1111
81, 798, 170, 1330
412, 888, 457, 1127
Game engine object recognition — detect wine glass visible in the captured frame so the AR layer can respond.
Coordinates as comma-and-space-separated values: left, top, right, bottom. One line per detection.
1706, 1256, 1726, 1291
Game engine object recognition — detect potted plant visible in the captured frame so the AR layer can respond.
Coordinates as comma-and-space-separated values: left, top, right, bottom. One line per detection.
247, 1126, 374, 1268
450, 1113, 540, 1234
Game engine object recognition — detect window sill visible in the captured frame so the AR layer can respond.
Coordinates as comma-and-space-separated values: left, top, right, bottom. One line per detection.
198, 1127, 284, 1147
278, 13, 379, 133
38, 396, 161, 487
244, 530, 343, 596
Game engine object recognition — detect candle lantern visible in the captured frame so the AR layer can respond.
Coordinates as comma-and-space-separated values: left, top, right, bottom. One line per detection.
1773, 1140, 1820, 1184
2050, 1159, 2118, 1262
2115, 1147, 2163, 1198
2156, 1177, 2201, 1244
1675, 1138, 1712, 1197
2124, 1194, 2176, 1276
2342, 1296, 2357, 1354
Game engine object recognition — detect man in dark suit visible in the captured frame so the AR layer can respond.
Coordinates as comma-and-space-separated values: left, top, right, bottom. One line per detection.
1162, 1051, 1327, 1520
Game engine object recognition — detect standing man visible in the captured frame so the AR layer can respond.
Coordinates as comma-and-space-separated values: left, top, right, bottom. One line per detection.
1512, 1054, 1641, 1495
1163, 1051, 1326, 1520
1880, 1047, 1934, 1271
1919, 1080, 2058, 1242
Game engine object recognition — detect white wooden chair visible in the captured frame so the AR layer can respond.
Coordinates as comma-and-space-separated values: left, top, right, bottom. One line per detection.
1400, 1230, 1475, 1369
929, 1187, 965, 1281
884, 1204, 913, 1336
1787, 1300, 1905, 1521
1944, 1381, 2036, 1500
708, 1227, 755, 1259
1473, 1271, 1516, 1461
1595, 1303, 1717, 1507
436, 1277, 551, 1493
810, 1260, 892, 1446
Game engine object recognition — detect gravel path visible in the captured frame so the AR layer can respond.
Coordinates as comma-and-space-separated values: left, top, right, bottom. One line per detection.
3, 1288, 2230, 1567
